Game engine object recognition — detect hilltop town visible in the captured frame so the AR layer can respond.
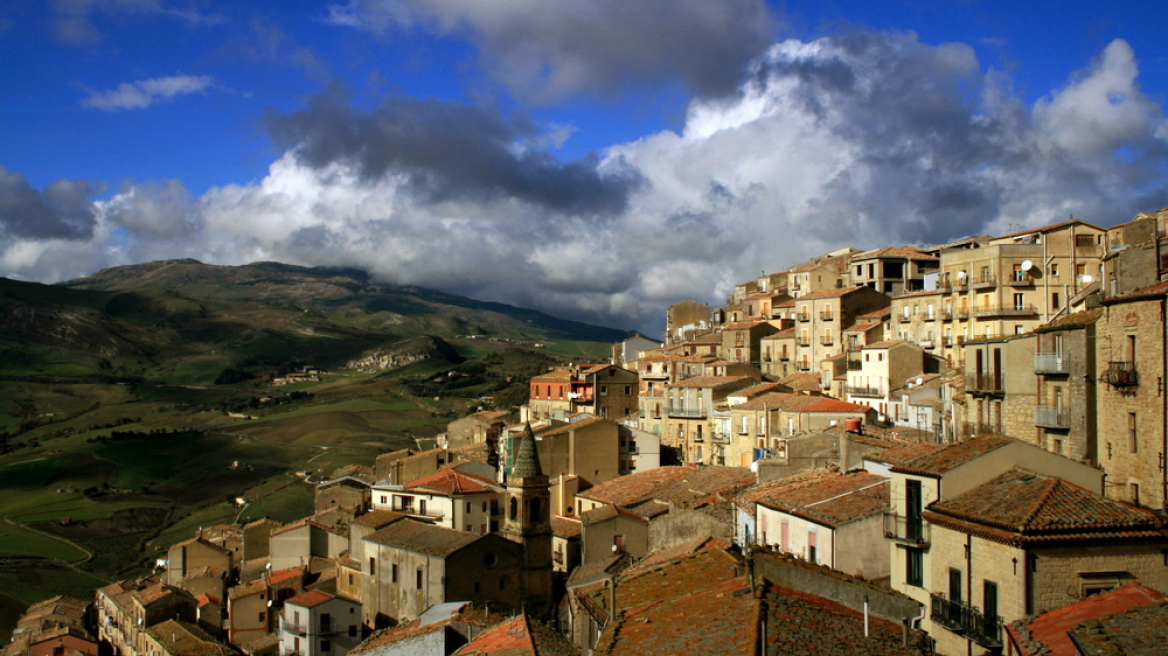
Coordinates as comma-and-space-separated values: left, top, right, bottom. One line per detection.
7, 208, 1168, 656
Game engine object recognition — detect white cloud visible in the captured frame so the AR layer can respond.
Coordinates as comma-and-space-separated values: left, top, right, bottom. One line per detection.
6, 34, 1168, 334
81, 74, 212, 110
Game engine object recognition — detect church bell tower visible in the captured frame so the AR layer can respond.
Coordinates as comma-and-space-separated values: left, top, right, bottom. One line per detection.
501, 423, 553, 614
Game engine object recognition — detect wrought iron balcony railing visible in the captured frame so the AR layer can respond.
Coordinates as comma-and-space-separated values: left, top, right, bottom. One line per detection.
929, 594, 1003, 649
1034, 405, 1070, 429
883, 512, 929, 545
1101, 361, 1139, 387
1033, 352, 1069, 374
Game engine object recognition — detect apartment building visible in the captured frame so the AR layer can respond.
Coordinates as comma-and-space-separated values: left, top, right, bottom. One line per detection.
851, 246, 939, 295
846, 340, 924, 422
962, 334, 1036, 439
1031, 309, 1101, 463
662, 376, 756, 465
524, 364, 639, 422
791, 286, 891, 376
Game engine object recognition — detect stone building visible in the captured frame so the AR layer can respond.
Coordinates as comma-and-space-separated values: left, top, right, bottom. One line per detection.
922, 469, 1168, 656
1096, 280, 1168, 511
719, 320, 779, 366
523, 364, 639, 423
662, 375, 756, 465
851, 246, 939, 296
664, 300, 712, 345
791, 285, 891, 375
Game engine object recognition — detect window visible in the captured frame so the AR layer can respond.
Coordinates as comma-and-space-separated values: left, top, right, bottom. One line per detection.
625, 385, 631, 395
349, 626, 357, 637
1052, 292, 1061, 310
1129, 412, 1138, 453
1131, 483, 1141, 506
600, 385, 608, 395
392, 564, 398, 583
369, 557, 375, 575
807, 532, 817, 564
1050, 263, 1059, 276
949, 568, 963, 603
321, 641, 330, 653
416, 570, 423, 590
466, 502, 472, 513
259, 612, 266, 623
907, 549, 923, 587
1013, 293, 1025, 310
984, 581, 999, 620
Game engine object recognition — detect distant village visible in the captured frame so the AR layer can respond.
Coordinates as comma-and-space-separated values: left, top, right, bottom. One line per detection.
7, 208, 1168, 656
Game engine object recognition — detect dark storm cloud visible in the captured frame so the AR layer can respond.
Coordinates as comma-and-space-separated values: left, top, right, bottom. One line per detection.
325, 0, 777, 100
0, 166, 98, 239
264, 87, 641, 215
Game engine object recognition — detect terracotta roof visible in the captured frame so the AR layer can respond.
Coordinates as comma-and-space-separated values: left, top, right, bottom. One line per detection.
684, 333, 724, 345
892, 289, 941, 299
857, 307, 893, 320
864, 441, 943, 467
887, 435, 1013, 476
762, 581, 931, 655
286, 590, 335, 609
550, 516, 582, 539
171, 536, 232, 556
923, 468, 1164, 546
364, 519, 481, 557
530, 369, 574, 382
722, 320, 769, 330
732, 392, 823, 412
352, 509, 410, 529
453, 615, 536, 655
1035, 308, 1103, 333
670, 375, 753, 390
1066, 597, 1168, 655
999, 218, 1103, 239
565, 554, 630, 589
730, 382, 784, 399
405, 466, 501, 495
853, 246, 938, 261
844, 321, 881, 334
862, 339, 908, 349
590, 549, 755, 656
747, 472, 889, 527
763, 327, 796, 339
145, 620, 228, 656
1007, 582, 1167, 656
350, 621, 448, 655
623, 536, 731, 575
577, 466, 754, 509
776, 373, 822, 392
803, 399, 870, 414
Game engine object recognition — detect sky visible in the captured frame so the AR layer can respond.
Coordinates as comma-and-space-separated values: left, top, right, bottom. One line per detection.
2, 1, 1168, 335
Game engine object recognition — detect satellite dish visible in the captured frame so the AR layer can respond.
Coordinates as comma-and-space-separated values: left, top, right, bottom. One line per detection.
1021, 260, 1033, 271
915, 377, 923, 385
957, 271, 966, 279
1082, 275, 1094, 284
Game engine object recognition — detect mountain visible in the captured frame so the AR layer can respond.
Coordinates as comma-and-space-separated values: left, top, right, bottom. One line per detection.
58, 259, 629, 343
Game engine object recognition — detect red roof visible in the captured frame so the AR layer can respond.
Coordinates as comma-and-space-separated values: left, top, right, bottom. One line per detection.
1006, 583, 1166, 656
803, 399, 870, 414
405, 467, 499, 495
286, 590, 334, 609
454, 616, 535, 655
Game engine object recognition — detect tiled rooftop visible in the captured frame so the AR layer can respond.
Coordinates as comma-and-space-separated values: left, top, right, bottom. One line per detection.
776, 373, 822, 392
803, 399, 870, 414
364, 519, 481, 556
550, 516, 582, 539
924, 468, 1163, 546
577, 466, 754, 509
286, 590, 334, 609
669, 375, 753, 390
1066, 597, 1168, 655
352, 509, 409, 529
853, 246, 938, 261
1033, 308, 1102, 333
1007, 582, 1166, 656
405, 466, 500, 495
746, 472, 889, 527
762, 582, 931, 656
733, 392, 825, 412
887, 435, 1013, 476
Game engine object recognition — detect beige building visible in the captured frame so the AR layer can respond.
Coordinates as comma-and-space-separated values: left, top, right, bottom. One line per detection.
719, 320, 779, 366
922, 469, 1168, 656
1031, 309, 1101, 463
791, 286, 891, 376
665, 300, 712, 345
962, 334, 1036, 439
758, 327, 796, 379
876, 435, 1104, 656
845, 340, 924, 421
935, 219, 1105, 367
524, 364, 639, 422
890, 290, 944, 354
662, 375, 756, 465
851, 246, 939, 296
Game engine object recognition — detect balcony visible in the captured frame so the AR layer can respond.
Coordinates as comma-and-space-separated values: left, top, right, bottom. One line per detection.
847, 384, 884, 398
965, 373, 1003, 393
797, 312, 811, 322
1006, 274, 1034, 287
970, 275, 996, 290
795, 361, 811, 371
819, 311, 835, 321
929, 594, 1003, 649
1033, 352, 1069, 374
666, 406, 707, 418
797, 337, 810, 347
281, 620, 335, 636
820, 335, 834, 346
972, 304, 1037, 318
883, 511, 930, 545
1100, 362, 1139, 387
847, 359, 862, 371
918, 339, 935, 349
1035, 405, 1071, 429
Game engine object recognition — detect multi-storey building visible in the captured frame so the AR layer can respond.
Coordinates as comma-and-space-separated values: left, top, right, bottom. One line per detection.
758, 327, 796, 379
850, 246, 939, 295
1031, 309, 1101, 463
1096, 280, 1168, 511
524, 364, 639, 422
962, 334, 1036, 439
935, 219, 1106, 366
278, 591, 362, 656
719, 319, 779, 366
663, 375, 756, 465
791, 286, 891, 374
845, 340, 924, 422
890, 290, 944, 356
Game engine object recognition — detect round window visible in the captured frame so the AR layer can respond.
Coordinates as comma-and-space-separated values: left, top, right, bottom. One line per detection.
483, 552, 498, 568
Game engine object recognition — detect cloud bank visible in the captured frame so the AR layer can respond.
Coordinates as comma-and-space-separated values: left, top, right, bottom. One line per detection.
4, 32, 1168, 333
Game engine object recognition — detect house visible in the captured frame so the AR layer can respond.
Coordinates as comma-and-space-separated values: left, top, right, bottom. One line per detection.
851, 246, 940, 296
96, 579, 199, 656
444, 410, 509, 451
523, 365, 639, 423
921, 468, 1168, 656
370, 467, 504, 534
575, 466, 754, 564
664, 300, 712, 345
791, 286, 892, 376
719, 320, 779, 366
314, 468, 376, 518
3, 596, 95, 656
268, 519, 348, 572
279, 591, 362, 656
226, 566, 310, 648
166, 537, 233, 587
610, 334, 661, 367
846, 340, 925, 422
1004, 582, 1167, 656
450, 613, 576, 656
550, 516, 582, 573
744, 470, 890, 579
876, 435, 1105, 655
143, 619, 229, 656
759, 327, 797, 379
661, 375, 756, 465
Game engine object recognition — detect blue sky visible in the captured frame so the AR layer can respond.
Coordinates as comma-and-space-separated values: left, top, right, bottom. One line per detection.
2, 1, 1167, 332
